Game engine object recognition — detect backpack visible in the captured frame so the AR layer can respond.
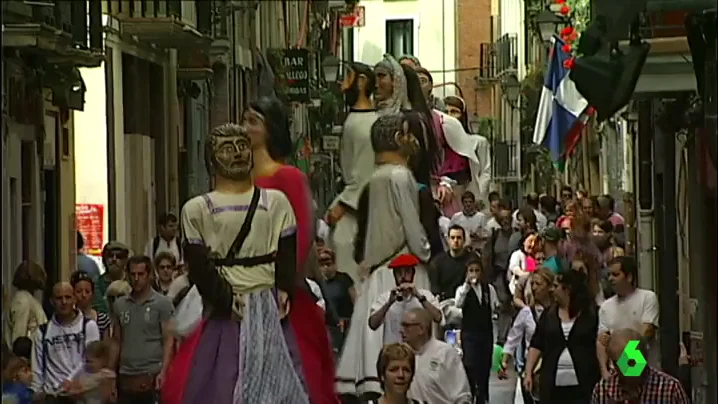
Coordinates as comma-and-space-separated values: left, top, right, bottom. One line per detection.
152, 236, 161, 257
152, 236, 182, 261
38, 317, 91, 378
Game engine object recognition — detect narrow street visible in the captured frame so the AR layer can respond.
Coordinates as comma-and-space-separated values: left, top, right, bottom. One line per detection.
2, 1, 716, 404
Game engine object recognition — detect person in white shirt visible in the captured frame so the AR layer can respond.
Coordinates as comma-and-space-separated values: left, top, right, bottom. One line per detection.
501, 268, 555, 403
597, 256, 660, 378
483, 195, 509, 234
401, 308, 472, 404
5, 261, 48, 348
368, 254, 442, 345
450, 191, 488, 250
143, 212, 181, 262
305, 278, 326, 311
454, 259, 499, 403
438, 215, 452, 250
32, 283, 101, 401
512, 193, 548, 231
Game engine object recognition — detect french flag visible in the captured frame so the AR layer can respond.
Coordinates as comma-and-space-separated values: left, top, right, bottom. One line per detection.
532, 35, 592, 167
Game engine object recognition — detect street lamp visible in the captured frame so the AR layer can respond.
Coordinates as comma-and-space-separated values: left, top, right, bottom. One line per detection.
322, 55, 341, 83
534, 9, 568, 42
501, 74, 521, 108
469, 116, 481, 134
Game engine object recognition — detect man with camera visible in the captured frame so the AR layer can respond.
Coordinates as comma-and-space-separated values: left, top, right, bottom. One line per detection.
368, 254, 443, 345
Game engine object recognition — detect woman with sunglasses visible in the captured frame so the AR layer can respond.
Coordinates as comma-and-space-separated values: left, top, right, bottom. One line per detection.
71, 270, 111, 338
92, 241, 131, 314
153, 252, 177, 295
523, 270, 600, 403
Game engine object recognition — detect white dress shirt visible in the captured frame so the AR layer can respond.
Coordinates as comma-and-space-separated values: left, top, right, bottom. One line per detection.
503, 304, 545, 358
450, 211, 488, 248
370, 289, 438, 345
454, 282, 500, 311
409, 338, 472, 404
305, 278, 326, 311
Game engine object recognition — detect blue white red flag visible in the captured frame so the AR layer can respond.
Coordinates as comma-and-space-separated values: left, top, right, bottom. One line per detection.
532, 35, 592, 169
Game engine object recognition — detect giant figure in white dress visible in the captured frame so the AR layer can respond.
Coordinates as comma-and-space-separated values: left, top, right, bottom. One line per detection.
335, 113, 432, 397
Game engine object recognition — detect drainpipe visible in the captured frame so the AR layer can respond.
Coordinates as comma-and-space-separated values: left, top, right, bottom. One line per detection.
231, 8, 238, 121
441, 0, 446, 97
167, 49, 180, 214
636, 100, 655, 291
701, 15, 717, 401
654, 99, 680, 378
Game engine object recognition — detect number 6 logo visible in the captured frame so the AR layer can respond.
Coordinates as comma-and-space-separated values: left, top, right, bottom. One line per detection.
617, 339, 647, 377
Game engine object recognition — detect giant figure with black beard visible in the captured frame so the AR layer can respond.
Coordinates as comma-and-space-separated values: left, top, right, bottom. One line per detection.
325, 62, 379, 285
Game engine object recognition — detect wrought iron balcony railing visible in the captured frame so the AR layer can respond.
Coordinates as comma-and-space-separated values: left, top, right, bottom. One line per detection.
106, 0, 214, 48
593, 0, 714, 41
492, 140, 519, 180
478, 42, 497, 80
196, 0, 229, 39
494, 33, 519, 77
2, 0, 103, 52
106, 0, 197, 27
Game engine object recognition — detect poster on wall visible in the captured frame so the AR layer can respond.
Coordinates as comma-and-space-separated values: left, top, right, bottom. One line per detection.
75, 204, 104, 256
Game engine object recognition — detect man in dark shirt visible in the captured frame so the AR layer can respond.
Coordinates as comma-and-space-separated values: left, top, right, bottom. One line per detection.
430, 225, 475, 302
481, 207, 515, 345
319, 247, 356, 354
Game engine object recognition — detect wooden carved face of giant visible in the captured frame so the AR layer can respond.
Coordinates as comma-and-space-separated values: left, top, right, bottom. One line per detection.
206, 123, 253, 181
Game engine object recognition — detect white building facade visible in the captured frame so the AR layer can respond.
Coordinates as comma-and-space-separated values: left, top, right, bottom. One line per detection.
352, 0, 457, 98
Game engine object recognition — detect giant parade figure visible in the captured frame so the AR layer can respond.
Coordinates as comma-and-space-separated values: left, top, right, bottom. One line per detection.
326, 62, 379, 284
164, 123, 308, 403
335, 56, 439, 395
250, 96, 338, 404
162, 104, 337, 403
414, 65, 492, 217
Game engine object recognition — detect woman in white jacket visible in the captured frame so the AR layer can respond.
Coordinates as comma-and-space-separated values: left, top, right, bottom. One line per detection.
501, 268, 555, 404
4, 261, 47, 347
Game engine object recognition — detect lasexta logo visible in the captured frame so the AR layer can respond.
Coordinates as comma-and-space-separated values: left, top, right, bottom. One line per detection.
617, 339, 647, 376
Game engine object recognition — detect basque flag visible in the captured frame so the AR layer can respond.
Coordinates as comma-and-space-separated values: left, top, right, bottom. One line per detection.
532, 35, 592, 171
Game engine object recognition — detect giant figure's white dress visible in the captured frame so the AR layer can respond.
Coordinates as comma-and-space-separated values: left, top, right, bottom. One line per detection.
335, 164, 431, 397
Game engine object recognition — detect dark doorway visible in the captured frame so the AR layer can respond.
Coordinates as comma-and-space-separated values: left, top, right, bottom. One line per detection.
42, 168, 59, 315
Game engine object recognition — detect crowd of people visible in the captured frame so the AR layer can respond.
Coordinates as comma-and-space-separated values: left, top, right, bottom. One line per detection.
0, 51, 699, 404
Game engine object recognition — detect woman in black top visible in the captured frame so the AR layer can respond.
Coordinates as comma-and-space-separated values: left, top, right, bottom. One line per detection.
523, 269, 600, 403
370, 343, 425, 404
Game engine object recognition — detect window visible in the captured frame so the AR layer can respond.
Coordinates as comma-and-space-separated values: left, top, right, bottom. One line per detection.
385, 19, 414, 59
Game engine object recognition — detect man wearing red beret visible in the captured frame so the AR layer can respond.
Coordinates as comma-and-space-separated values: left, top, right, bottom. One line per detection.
367, 254, 443, 345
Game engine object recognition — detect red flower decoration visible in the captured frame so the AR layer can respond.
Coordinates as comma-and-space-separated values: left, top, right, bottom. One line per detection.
560, 5, 570, 15
561, 26, 574, 36
563, 57, 576, 70
569, 31, 579, 41
562, 43, 572, 53
554, 0, 566, 3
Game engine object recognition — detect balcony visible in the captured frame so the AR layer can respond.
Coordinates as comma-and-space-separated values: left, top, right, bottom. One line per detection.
477, 42, 497, 83
492, 140, 520, 181
106, 0, 211, 49
594, 0, 714, 43
494, 33, 518, 77
2, 0, 103, 67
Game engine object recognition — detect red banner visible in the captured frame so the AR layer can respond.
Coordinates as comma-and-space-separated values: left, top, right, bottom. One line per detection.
75, 204, 104, 256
